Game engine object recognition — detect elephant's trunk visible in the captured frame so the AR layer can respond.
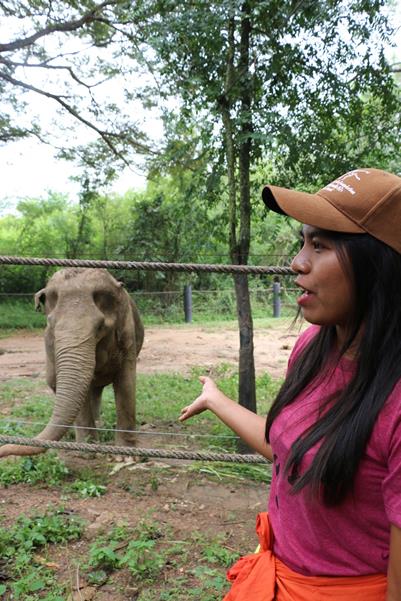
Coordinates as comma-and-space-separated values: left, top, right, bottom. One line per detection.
0, 330, 97, 458
38, 332, 97, 441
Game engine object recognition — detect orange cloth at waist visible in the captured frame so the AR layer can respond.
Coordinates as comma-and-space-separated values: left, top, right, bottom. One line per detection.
222, 512, 387, 601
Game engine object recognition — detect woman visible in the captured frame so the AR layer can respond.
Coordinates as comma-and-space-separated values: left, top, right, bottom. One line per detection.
180, 168, 401, 600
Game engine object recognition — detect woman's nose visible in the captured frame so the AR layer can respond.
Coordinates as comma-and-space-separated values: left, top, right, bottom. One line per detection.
290, 249, 310, 274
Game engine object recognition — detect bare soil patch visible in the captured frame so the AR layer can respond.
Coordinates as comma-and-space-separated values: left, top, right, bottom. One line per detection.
0, 320, 299, 381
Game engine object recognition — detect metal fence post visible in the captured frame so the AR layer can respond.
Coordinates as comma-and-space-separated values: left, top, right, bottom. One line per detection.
183, 285, 192, 323
272, 277, 281, 318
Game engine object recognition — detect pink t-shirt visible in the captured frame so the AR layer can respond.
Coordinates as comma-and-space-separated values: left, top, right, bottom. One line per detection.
268, 325, 401, 576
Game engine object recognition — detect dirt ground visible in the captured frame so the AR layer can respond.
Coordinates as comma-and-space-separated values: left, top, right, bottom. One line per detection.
0, 322, 300, 600
0, 320, 300, 381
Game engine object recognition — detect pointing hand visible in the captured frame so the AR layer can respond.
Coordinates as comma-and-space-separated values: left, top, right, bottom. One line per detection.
179, 376, 224, 422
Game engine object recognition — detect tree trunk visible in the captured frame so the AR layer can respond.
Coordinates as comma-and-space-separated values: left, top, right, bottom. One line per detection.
221, 4, 256, 452
236, 2, 256, 453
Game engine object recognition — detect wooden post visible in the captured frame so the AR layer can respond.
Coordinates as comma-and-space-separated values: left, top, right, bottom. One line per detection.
273, 277, 281, 318
183, 285, 192, 323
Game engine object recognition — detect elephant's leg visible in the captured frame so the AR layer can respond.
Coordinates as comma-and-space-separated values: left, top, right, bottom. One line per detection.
44, 332, 56, 393
75, 385, 103, 442
91, 386, 103, 431
113, 362, 136, 446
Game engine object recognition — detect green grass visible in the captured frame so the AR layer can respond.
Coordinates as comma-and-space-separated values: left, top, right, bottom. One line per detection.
0, 300, 46, 330
126, 366, 278, 453
0, 295, 297, 330
0, 379, 54, 438
0, 366, 281, 453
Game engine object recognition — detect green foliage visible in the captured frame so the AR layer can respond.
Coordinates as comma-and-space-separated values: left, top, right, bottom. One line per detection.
134, 0, 400, 177
1, 2, 399, 303
0, 453, 69, 487
4, 571, 65, 600
86, 520, 165, 582
123, 538, 164, 580
83, 518, 237, 597
0, 506, 84, 599
114, 167, 228, 293
0, 1, 150, 177
11, 509, 83, 551
200, 539, 239, 567
87, 538, 122, 571
0, 0, 399, 364
67, 480, 107, 498
183, 566, 228, 599
0, 299, 46, 329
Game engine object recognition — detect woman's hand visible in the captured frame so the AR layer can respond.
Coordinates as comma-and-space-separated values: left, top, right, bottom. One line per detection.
179, 376, 227, 422
179, 375, 273, 461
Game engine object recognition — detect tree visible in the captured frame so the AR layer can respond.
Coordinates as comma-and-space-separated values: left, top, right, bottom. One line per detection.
120, 168, 224, 291
0, 0, 157, 184
128, 0, 400, 428
0, 193, 76, 291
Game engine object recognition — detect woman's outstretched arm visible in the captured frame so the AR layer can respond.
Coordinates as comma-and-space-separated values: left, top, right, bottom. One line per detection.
179, 376, 273, 461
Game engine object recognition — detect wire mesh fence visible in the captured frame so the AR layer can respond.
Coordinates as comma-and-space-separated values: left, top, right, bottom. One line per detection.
0, 283, 298, 327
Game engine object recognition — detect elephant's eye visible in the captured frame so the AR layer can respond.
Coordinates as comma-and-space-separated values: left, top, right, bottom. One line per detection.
46, 290, 58, 310
93, 291, 116, 312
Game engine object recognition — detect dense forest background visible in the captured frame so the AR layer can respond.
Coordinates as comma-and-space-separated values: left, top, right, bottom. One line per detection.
1, 0, 400, 295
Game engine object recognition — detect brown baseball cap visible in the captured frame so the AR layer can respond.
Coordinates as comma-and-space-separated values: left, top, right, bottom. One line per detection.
262, 168, 401, 254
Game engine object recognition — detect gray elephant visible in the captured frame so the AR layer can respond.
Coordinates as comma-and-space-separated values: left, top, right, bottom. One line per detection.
0, 268, 144, 458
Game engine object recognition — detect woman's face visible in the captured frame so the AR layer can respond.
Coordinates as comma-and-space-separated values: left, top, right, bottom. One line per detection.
291, 225, 354, 333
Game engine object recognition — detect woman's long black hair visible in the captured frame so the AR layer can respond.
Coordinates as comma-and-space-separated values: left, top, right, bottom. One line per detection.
265, 231, 401, 506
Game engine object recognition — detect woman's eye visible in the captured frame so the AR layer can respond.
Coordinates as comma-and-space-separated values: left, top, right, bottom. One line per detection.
312, 240, 322, 250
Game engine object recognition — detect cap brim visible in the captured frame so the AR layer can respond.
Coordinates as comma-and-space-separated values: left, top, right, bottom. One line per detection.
262, 185, 364, 234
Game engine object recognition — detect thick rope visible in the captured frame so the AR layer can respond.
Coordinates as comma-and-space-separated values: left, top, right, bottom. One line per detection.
0, 434, 269, 464
0, 255, 294, 275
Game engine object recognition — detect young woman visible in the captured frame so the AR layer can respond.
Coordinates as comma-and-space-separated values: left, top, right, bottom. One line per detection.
179, 168, 401, 600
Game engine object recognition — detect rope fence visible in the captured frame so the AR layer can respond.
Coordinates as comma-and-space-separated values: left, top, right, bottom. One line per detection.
0, 435, 269, 464
0, 253, 292, 463
0, 255, 294, 275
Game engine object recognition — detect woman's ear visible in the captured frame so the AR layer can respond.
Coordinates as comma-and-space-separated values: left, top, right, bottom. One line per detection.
34, 288, 46, 312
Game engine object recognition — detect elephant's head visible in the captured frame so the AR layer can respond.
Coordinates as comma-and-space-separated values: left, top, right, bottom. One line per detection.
0, 268, 138, 458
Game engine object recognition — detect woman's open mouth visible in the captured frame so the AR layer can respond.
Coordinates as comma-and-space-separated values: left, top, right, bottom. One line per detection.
296, 284, 314, 307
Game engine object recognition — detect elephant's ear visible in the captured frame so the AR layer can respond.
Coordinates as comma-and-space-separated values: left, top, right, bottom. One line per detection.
34, 288, 46, 312
116, 291, 143, 354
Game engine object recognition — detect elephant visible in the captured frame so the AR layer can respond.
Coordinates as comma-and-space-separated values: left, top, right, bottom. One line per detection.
0, 268, 144, 458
